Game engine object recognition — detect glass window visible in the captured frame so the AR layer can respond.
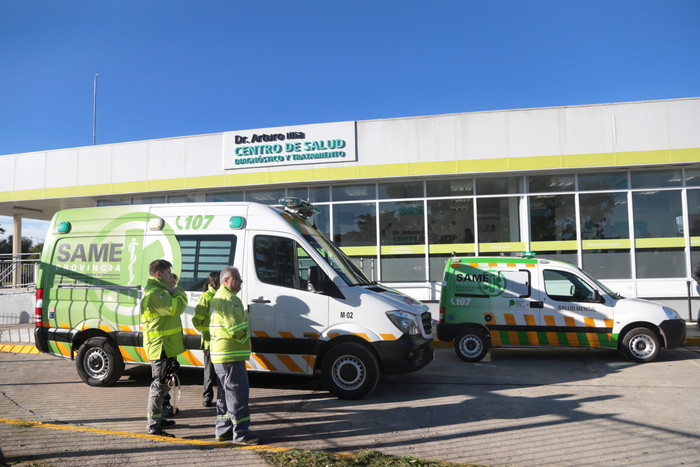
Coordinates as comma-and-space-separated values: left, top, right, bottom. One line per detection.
311, 207, 331, 239
287, 187, 309, 200
578, 173, 628, 191
476, 197, 521, 243
309, 186, 330, 203
378, 181, 423, 199
426, 178, 473, 197
427, 199, 474, 244
429, 255, 453, 282
543, 269, 598, 302
177, 236, 236, 291
381, 255, 425, 282
168, 194, 196, 203
332, 203, 376, 246
349, 256, 376, 282
529, 194, 576, 241
632, 191, 683, 238
688, 189, 700, 237
253, 235, 322, 291
379, 201, 424, 246
636, 248, 686, 278
685, 169, 700, 187
133, 196, 166, 205
332, 184, 376, 201
579, 192, 629, 240
582, 250, 631, 279
476, 177, 522, 195
96, 197, 131, 207
631, 169, 682, 188
206, 192, 243, 202
528, 175, 575, 193
246, 189, 285, 205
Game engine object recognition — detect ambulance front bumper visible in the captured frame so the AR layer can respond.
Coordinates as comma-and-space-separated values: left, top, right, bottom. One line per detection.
372, 334, 434, 375
660, 319, 686, 349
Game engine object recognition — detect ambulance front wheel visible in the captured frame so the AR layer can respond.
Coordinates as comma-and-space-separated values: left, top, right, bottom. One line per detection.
321, 342, 380, 400
76, 336, 124, 386
621, 327, 660, 363
454, 327, 489, 362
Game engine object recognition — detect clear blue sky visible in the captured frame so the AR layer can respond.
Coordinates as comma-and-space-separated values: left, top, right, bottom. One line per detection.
1, 0, 699, 242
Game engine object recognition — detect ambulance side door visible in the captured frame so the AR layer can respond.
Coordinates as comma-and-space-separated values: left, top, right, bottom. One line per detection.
244, 232, 331, 374
539, 268, 615, 348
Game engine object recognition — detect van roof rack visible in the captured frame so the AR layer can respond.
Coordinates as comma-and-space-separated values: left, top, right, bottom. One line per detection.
278, 197, 320, 219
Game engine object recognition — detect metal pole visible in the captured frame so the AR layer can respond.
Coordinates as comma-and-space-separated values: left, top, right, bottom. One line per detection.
93, 73, 98, 145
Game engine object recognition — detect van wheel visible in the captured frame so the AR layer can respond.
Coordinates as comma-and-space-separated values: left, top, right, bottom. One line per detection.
76, 336, 124, 386
621, 328, 660, 363
454, 328, 489, 362
321, 342, 380, 400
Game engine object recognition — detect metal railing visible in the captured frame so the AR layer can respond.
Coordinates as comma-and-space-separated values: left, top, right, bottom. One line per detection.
0, 253, 39, 291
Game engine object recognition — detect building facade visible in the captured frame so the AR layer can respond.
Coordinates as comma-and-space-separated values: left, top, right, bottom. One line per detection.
2, 98, 699, 316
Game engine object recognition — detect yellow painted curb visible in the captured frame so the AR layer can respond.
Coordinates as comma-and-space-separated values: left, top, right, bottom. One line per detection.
0, 417, 288, 452
0, 344, 40, 354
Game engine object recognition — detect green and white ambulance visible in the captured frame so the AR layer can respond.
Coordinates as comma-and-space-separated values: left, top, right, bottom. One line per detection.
437, 256, 686, 363
34, 198, 433, 399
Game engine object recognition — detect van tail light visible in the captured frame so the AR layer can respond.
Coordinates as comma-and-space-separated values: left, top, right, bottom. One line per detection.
439, 306, 445, 323
35, 288, 44, 327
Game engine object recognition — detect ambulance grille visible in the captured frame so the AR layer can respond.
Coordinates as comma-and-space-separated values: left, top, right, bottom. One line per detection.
421, 312, 433, 335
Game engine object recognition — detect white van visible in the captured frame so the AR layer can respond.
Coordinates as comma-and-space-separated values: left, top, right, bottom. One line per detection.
437, 256, 686, 363
34, 199, 434, 399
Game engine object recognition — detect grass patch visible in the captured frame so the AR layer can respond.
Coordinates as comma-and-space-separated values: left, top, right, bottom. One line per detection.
260, 448, 479, 466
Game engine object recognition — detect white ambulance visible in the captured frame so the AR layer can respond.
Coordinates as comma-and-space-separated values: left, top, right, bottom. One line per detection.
34, 198, 434, 399
437, 256, 686, 363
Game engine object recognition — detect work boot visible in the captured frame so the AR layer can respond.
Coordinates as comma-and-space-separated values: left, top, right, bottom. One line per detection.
147, 427, 175, 438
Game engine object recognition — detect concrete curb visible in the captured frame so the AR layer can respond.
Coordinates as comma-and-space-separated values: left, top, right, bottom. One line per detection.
0, 326, 34, 345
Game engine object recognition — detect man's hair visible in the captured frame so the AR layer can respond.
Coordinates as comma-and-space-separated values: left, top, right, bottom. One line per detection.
204, 271, 220, 291
149, 259, 172, 277
220, 266, 239, 284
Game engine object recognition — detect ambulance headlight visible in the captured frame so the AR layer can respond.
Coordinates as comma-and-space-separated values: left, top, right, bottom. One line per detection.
386, 310, 421, 335
663, 307, 681, 320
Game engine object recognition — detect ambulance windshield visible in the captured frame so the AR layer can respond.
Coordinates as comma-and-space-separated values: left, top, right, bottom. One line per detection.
304, 234, 373, 286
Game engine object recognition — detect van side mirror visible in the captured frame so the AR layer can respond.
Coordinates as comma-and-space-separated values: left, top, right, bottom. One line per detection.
592, 290, 604, 303
308, 266, 345, 299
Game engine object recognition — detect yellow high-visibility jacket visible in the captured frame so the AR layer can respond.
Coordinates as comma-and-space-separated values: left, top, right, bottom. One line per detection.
141, 276, 187, 360
209, 285, 251, 363
192, 285, 217, 350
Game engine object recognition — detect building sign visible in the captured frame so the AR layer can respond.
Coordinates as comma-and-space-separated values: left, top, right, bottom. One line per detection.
223, 121, 356, 170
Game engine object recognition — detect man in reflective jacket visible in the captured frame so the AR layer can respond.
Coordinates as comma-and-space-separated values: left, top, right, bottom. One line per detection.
210, 266, 260, 445
192, 271, 220, 407
141, 259, 187, 437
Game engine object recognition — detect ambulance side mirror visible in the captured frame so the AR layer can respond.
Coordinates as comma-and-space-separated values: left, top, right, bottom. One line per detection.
592, 290, 604, 303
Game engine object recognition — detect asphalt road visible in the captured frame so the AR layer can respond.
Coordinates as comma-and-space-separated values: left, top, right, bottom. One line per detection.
2, 344, 700, 466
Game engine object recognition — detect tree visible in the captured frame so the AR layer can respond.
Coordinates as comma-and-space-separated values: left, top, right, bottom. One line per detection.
0, 235, 35, 255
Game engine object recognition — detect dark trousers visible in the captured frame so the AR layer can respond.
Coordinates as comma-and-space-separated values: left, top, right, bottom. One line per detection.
203, 349, 216, 402
147, 351, 174, 430
214, 361, 253, 441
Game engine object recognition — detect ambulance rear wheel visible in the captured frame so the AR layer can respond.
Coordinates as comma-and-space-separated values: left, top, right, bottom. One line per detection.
621, 327, 660, 363
454, 327, 489, 362
76, 336, 124, 386
322, 342, 380, 400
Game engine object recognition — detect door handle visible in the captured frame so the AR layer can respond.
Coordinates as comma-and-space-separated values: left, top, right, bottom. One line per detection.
251, 298, 271, 304
530, 301, 544, 308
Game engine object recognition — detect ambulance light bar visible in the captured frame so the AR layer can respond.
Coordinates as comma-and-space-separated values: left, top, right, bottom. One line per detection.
278, 197, 320, 219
